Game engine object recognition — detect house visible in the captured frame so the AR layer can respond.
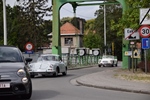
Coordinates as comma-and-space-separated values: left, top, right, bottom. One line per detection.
48, 22, 84, 49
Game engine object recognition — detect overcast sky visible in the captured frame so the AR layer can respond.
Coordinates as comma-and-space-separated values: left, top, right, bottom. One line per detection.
6, 0, 100, 20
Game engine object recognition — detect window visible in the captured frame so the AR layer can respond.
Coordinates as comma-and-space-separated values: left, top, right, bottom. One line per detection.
64, 38, 73, 46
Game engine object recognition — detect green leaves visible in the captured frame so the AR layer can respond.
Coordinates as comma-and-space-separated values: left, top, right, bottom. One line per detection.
83, 33, 103, 49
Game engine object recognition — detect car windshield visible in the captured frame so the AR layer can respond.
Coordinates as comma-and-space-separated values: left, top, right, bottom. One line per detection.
0, 47, 23, 62
42, 55, 59, 61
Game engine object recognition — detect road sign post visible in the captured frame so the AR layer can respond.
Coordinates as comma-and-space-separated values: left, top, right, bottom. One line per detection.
25, 42, 34, 56
142, 38, 150, 73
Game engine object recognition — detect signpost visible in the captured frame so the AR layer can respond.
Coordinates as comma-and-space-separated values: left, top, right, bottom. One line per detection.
142, 38, 150, 73
25, 42, 34, 56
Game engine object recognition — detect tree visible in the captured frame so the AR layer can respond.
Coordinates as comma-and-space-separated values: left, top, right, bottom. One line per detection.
111, 0, 150, 36
0, 1, 3, 44
83, 33, 103, 49
16, 0, 52, 51
84, 19, 95, 34
94, 3, 122, 58
60, 17, 72, 26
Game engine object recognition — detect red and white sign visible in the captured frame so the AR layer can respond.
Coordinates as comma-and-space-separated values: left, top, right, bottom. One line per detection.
139, 25, 150, 38
25, 42, 34, 51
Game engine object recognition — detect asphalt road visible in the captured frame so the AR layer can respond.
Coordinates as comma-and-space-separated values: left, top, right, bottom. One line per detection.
1, 66, 150, 100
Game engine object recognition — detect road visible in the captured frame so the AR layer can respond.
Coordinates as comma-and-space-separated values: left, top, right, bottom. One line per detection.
2, 66, 150, 100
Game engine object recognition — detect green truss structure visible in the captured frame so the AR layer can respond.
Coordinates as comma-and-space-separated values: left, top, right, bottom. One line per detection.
51, 0, 129, 69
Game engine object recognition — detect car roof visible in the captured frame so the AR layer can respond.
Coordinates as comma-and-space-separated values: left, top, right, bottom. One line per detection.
0, 45, 18, 48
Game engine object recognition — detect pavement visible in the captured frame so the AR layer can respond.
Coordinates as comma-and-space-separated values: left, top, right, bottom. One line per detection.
73, 67, 150, 95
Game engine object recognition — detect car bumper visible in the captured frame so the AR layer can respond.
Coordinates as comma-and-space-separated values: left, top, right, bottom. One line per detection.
0, 82, 30, 96
30, 70, 56, 76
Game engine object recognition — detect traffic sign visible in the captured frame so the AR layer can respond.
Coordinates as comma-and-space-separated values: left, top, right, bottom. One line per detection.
133, 49, 140, 58
139, 25, 150, 38
25, 42, 34, 51
140, 8, 150, 25
25, 50, 34, 54
142, 38, 150, 49
124, 28, 139, 40
124, 51, 132, 56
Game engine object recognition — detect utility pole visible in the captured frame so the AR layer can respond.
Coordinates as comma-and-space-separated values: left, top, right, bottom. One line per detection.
104, 0, 106, 55
3, 0, 7, 45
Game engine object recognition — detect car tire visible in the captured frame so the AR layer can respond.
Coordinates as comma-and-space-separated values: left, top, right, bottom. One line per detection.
98, 65, 101, 67
53, 67, 59, 77
42, 74, 46, 77
30, 75, 34, 78
115, 64, 118, 67
22, 82, 32, 99
62, 67, 67, 76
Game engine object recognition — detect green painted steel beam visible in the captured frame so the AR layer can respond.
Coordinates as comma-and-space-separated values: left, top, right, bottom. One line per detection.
77, 2, 120, 6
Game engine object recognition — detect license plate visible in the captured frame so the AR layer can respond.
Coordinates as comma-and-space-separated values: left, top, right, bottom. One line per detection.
0, 83, 10, 88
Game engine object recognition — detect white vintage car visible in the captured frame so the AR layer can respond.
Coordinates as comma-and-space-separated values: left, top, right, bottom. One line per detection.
98, 55, 118, 67
29, 54, 67, 78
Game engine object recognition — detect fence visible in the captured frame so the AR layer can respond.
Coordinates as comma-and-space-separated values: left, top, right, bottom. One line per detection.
23, 52, 101, 68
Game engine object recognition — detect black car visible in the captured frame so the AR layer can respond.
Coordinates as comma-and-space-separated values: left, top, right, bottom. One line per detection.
0, 46, 32, 99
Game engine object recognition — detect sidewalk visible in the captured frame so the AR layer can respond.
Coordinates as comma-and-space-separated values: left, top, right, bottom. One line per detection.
75, 67, 150, 94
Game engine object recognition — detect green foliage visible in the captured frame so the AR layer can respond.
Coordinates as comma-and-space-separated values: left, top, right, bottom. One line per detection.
60, 17, 72, 26
83, 33, 103, 49
0, 0, 52, 51
94, 4, 122, 57
84, 19, 95, 34
111, 0, 150, 37
15, 0, 52, 51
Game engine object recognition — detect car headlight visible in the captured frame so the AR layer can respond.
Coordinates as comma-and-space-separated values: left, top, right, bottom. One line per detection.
49, 64, 54, 68
22, 77, 28, 83
17, 69, 26, 77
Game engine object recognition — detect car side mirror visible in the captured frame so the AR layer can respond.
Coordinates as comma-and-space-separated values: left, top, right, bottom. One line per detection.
25, 58, 32, 63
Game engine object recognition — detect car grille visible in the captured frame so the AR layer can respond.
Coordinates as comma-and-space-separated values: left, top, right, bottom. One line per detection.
0, 88, 13, 95
102, 61, 108, 63
0, 84, 26, 95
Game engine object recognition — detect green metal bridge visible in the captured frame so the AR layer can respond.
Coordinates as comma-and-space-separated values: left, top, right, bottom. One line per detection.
51, 0, 129, 69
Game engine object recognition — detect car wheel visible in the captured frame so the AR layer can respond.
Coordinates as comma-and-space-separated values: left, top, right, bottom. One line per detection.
98, 65, 101, 67
62, 67, 67, 76
115, 64, 118, 67
22, 82, 32, 99
53, 67, 59, 77
42, 74, 46, 77
103, 65, 105, 67
30, 75, 34, 78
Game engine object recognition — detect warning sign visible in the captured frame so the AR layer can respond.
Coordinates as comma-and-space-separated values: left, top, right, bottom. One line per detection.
131, 49, 141, 58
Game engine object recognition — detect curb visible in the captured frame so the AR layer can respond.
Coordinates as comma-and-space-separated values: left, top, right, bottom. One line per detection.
76, 79, 150, 95
68, 65, 95, 70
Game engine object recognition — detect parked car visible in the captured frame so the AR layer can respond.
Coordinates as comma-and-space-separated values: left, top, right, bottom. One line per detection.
29, 54, 67, 77
0, 45, 32, 99
98, 55, 118, 67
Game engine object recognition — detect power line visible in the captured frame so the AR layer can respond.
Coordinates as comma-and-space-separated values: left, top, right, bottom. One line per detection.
61, 7, 95, 19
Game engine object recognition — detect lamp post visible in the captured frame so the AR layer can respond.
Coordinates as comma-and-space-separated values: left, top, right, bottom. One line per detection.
104, 0, 106, 55
68, 39, 71, 66
3, 0, 7, 45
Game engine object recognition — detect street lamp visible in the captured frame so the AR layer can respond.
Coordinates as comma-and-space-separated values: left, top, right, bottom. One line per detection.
3, 0, 7, 45
68, 39, 71, 65
104, 0, 106, 55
